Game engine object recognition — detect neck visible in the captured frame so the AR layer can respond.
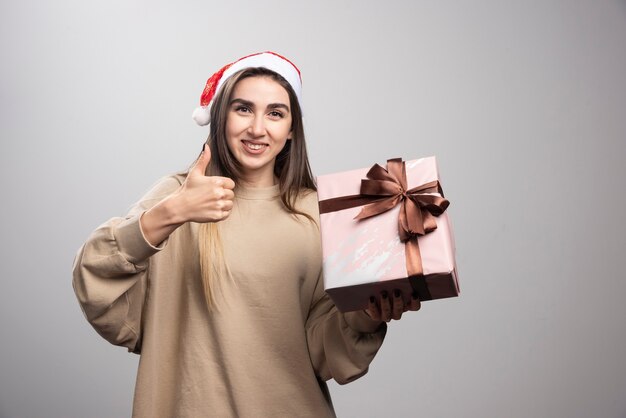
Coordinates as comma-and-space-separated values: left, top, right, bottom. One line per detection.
238, 172, 278, 188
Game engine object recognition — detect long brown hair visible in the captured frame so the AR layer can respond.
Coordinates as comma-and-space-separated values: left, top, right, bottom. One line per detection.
194, 67, 317, 310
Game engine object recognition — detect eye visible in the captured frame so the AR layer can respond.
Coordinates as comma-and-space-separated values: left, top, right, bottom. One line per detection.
235, 105, 251, 114
268, 110, 284, 119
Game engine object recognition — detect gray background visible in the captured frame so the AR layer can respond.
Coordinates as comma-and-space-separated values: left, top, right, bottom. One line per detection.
1, 1, 625, 417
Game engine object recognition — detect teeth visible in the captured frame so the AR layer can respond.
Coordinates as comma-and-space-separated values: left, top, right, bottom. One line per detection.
245, 141, 265, 150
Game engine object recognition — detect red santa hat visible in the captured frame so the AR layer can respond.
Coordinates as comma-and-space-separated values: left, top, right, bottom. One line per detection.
192, 51, 303, 126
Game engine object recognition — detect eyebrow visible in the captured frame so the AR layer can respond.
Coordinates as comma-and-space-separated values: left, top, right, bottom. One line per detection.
230, 98, 253, 107
267, 103, 290, 112
230, 98, 290, 113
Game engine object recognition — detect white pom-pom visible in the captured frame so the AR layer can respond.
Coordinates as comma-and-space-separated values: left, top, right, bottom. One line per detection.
192, 106, 211, 126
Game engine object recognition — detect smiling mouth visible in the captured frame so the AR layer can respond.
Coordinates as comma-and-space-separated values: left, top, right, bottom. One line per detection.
242, 140, 268, 151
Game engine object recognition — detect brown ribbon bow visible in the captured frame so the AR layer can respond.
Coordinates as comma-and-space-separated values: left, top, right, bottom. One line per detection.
354, 158, 449, 243
318, 158, 450, 297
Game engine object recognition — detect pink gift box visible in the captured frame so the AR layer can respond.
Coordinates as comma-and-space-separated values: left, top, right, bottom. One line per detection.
317, 157, 460, 312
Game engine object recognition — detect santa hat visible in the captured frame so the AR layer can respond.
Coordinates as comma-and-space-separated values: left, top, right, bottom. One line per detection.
192, 51, 302, 126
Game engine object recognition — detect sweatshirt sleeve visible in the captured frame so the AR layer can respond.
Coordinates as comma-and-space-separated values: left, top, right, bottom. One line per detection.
72, 175, 182, 353
305, 271, 387, 385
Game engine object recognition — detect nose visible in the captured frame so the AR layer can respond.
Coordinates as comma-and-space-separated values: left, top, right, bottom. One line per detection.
247, 114, 266, 138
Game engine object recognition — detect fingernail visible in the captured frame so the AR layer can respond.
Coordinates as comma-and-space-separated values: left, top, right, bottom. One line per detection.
393, 289, 401, 298
381, 291, 388, 299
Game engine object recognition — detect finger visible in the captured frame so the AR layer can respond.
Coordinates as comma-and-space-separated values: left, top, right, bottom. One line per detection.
380, 291, 392, 322
211, 186, 234, 205
364, 296, 381, 322
221, 199, 234, 212
191, 143, 211, 176
223, 177, 236, 189
211, 176, 236, 190
220, 209, 232, 220
222, 188, 235, 201
408, 292, 421, 311
211, 206, 231, 221
392, 289, 403, 320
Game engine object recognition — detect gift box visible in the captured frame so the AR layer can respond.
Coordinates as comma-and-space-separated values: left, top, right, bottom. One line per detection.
317, 157, 459, 312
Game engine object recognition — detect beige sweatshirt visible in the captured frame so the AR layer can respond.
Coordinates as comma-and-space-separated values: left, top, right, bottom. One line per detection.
72, 174, 386, 418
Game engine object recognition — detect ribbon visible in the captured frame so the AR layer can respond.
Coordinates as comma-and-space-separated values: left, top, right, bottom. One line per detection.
318, 158, 450, 299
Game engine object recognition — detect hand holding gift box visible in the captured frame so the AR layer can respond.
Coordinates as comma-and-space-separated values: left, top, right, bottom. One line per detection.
317, 157, 459, 313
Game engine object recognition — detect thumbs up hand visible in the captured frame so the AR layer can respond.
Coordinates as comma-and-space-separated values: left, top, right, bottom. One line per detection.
173, 144, 236, 224
139, 144, 236, 246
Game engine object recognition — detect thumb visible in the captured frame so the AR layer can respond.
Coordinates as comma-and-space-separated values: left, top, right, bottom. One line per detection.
192, 143, 211, 176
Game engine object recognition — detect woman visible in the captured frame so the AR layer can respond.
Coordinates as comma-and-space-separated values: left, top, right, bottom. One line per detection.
73, 51, 420, 418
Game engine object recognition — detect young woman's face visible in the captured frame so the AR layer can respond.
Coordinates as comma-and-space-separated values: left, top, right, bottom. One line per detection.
225, 76, 292, 186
